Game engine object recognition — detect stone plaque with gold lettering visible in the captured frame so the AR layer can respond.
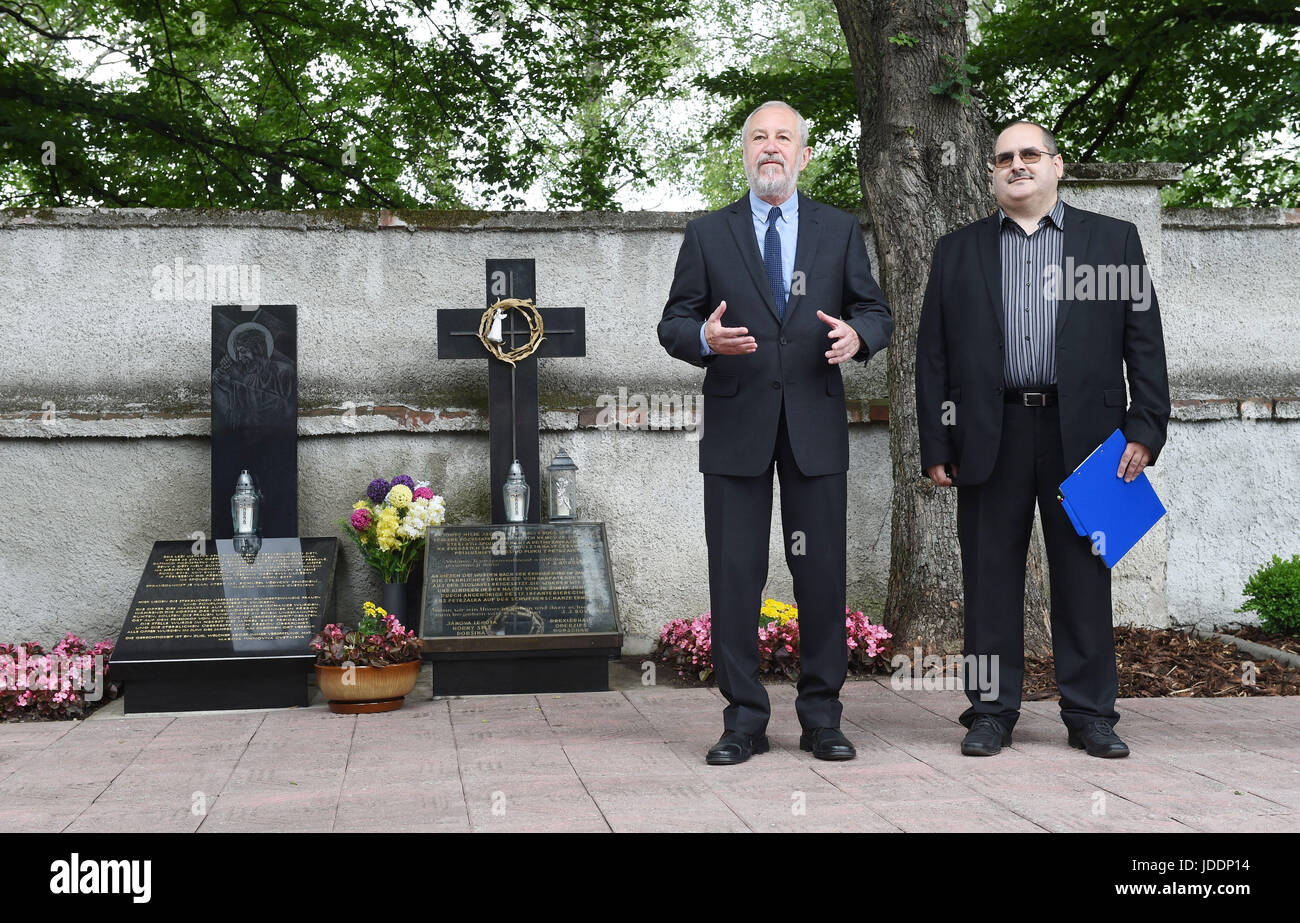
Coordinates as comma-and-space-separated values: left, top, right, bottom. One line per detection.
113, 537, 338, 713
420, 523, 621, 695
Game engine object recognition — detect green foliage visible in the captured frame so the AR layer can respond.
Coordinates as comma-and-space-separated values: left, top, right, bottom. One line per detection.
643, 0, 864, 209
929, 53, 978, 105
970, 0, 1300, 206
1238, 554, 1300, 635
660, 0, 1300, 208
0, 0, 688, 208
7, 0, 1295, 209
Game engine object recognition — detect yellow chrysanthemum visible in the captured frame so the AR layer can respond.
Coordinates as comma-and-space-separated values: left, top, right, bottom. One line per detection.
386, 484, 413, 509
353, 500, 370, 511
376, 508, 400, 550
762, 598, 798, 624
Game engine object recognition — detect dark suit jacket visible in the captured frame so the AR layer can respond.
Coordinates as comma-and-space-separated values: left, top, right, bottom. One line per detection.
658, 191, 892, 477
916, 201, 1170, 486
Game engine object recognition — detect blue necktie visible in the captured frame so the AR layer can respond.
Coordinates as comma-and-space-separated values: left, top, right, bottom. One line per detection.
764, 205, 786, 320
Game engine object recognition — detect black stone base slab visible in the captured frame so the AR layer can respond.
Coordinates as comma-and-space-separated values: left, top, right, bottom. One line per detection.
427, 647, 618, 696
117, 657, 311, 714
114, 536, 338, 713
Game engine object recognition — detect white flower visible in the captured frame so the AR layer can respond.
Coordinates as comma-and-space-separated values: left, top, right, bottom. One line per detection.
396, 495, 443, 539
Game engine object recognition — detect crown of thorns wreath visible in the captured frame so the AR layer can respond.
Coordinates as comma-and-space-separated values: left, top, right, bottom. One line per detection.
477, 298, 545, 366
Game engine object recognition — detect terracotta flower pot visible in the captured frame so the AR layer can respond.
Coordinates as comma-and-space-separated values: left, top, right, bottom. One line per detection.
315, 659, 421, 714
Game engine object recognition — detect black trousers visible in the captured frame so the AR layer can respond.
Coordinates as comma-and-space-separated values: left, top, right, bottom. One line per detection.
704, 404, 848, 734
957, 401, 1118, 732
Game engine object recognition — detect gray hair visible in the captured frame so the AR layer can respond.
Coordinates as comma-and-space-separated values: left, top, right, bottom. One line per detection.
741, 101, 809, 149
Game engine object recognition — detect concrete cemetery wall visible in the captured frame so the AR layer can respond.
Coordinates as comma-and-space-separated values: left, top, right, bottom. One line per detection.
1, 167, 1297, 651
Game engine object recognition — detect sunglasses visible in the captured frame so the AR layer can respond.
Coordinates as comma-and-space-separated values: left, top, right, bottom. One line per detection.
991, 147, 1058, 168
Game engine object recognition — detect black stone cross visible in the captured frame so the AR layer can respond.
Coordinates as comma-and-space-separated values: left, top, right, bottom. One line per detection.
436, 259, 586, 523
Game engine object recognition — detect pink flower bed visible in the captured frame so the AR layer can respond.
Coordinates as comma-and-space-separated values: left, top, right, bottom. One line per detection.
0, 633, 118, 721
655, 605, 891, 681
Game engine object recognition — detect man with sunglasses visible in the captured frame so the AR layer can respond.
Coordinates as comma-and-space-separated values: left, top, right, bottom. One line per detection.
915, 119, 1170, 758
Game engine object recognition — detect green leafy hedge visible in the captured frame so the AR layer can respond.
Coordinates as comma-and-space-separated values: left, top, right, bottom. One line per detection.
1239, 554, 1300, 635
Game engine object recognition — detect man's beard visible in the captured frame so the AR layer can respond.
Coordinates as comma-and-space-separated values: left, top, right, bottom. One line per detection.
747, 155, 800, 200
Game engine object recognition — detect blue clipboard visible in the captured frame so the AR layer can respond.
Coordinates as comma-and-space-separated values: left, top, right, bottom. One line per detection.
1057, 429, 1166, 569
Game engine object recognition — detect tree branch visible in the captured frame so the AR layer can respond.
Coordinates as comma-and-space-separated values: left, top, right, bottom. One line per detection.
1081, 63, 1151, 159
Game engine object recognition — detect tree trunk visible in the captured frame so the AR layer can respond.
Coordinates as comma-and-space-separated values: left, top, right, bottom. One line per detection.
833, 0, 1052, 657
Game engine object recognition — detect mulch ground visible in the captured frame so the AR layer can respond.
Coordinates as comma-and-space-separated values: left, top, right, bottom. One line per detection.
643, 626, 1300, 697
1214, 625, 1300, 656
1024, 627, 1300, 698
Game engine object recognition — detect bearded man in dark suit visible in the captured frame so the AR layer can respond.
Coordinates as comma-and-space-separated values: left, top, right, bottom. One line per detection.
658, 100, 892, 765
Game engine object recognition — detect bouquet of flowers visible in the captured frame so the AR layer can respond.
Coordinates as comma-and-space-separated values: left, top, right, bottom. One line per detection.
309, 601, 422, 667
341, 475, 447, 583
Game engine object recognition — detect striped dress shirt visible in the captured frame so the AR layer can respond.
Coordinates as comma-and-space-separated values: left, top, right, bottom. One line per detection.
999, 198, 1065, 388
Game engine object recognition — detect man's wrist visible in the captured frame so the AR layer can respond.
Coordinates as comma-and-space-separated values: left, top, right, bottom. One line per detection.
699, 321, 713, 357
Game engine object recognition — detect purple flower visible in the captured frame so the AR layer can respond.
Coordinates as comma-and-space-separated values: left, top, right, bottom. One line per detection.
366, 478, 390, 503
350, 508, 372, 531
391, 475, 415, 490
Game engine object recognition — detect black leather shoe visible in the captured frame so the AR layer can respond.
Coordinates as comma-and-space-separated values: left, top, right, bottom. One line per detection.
961, 716, 1012, 756
1068, 720, 1130, 758
706, 730, 769, 765
799, 727, 856, 761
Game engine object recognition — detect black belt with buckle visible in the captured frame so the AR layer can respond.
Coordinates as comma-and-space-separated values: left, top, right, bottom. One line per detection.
1004, 387, 1058, 406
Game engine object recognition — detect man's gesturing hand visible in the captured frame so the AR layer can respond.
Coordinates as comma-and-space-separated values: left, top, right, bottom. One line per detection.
817, 310, 861, 365
705, 301, 757, 355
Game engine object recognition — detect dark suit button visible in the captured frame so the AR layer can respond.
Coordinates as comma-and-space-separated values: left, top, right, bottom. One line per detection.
780, 337, 788, 346
771, 381, 781, 390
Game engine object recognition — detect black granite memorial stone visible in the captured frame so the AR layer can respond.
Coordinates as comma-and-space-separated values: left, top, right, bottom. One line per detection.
112, 537, 338, 713
420, 523, 621, 695
211, 305, 297, 540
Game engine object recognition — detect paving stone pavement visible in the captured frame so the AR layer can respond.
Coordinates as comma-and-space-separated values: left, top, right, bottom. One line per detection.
1, 667, 1297, 833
